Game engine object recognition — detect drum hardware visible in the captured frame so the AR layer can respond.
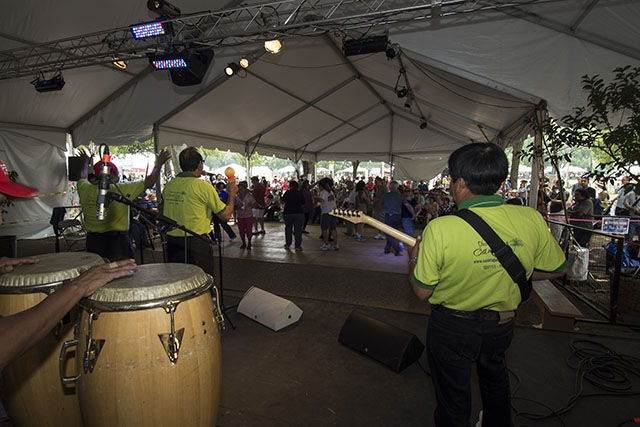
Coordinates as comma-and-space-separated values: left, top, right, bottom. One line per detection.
211, 286, 225, 331
158, 303, 185, 364
59, 339, 81, 384
83, 310, 105, 374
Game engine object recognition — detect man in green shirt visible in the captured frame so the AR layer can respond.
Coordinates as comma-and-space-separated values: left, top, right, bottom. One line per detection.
408, 143, 568, 427
162, 147, 236, 276
77, 150, 170, 261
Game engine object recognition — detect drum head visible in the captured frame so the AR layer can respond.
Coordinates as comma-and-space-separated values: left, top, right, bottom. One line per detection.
0, 252, 104, 292
85, 263, 212, 311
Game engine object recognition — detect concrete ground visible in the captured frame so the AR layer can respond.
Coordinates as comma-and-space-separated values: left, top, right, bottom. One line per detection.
3, 220, 640, 426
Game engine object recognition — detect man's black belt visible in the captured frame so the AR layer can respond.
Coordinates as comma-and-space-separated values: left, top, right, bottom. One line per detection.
431, 304, 515, 323
87, 231, 128, 236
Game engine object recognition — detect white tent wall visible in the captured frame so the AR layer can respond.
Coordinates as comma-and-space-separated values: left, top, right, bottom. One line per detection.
0, 127, 69, 239
392, 11, 640, 119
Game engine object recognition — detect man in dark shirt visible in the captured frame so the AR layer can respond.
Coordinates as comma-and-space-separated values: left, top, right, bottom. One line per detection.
382, 181, 414, 255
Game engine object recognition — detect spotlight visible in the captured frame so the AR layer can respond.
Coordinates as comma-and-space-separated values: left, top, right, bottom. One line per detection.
343, 35, 388, 57
386, 47, 396, 60
225, 63, 241, 76
239, 58, 250, 68
420, 119, 428, 130
404, 92, 414, 109
147, 0, 181, 17
131, 20, 171, 39
31, 73, 65, 93
396, 87, 407, 98
112, 57, 128, 69
264, 40, 282, 54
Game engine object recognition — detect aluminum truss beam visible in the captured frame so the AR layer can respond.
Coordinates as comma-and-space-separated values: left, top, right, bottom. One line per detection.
0, 0, 569, 80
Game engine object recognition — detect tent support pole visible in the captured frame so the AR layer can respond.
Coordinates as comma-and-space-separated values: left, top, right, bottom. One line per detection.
529, 109, 544, 209
153, 124, 164, 205
389, 114, 394, 180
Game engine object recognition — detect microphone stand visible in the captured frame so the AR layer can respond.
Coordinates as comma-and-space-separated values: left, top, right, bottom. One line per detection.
107, 193, 234, 330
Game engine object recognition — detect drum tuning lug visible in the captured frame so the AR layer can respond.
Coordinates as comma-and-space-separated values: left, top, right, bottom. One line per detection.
83, 339, 105, 374
158, 328, 184, 364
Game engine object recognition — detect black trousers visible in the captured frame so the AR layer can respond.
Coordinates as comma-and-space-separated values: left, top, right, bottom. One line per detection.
166, 235, 215, 277
427, 306, 514, 427
86, 232, 134, 261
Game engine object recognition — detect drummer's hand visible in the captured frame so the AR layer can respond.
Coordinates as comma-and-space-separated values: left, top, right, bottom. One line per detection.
155, 149, 171, 166
74, 259, 136, 297
0, 256, 40, 274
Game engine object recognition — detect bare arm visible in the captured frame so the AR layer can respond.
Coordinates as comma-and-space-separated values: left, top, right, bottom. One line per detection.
530, 264, 569, 281
144, 150, 171, 188
77, 149, 93, 180
0, 259, 136, 369
407, 236, 433, 300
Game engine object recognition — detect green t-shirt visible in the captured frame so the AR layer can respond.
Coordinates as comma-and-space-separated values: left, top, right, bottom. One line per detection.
162, 173, 226, 237
413, 195, 567, 311
77, 179, 146, 233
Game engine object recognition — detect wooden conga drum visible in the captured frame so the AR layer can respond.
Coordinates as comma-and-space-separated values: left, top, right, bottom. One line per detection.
0, 252, 104, 427
62, 263, 223, 427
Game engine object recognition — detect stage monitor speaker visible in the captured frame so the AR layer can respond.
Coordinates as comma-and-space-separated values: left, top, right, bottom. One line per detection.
68, 156, 84, 181
338, 310, 424, 372
237, 286, 303, 331
169, 49, 214, 87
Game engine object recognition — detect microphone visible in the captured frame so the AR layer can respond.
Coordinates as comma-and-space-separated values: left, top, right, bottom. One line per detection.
96, 146, 111, 220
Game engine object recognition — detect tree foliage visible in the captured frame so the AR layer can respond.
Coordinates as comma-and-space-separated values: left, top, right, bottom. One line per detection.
527, 66, 640, 183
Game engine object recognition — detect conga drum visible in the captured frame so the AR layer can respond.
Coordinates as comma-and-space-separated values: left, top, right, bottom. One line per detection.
62, 263, 223, 427
0, 252, 104, 427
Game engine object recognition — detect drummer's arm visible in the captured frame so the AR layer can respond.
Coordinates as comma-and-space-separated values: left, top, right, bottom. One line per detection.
0, 260, 135, 369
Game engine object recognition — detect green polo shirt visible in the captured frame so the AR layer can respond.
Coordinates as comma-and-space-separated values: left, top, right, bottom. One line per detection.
162, 173, 226, 237
77, 179, 146, 233
413, 195, 567, 311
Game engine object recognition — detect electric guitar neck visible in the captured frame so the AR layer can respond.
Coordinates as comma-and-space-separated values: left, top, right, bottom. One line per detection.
329, 208, 417, 247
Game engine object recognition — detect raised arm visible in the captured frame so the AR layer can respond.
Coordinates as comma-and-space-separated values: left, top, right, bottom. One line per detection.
144, 150, 171, 188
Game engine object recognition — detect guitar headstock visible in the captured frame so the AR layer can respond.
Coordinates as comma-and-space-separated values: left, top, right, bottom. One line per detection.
329, 208, 368, 224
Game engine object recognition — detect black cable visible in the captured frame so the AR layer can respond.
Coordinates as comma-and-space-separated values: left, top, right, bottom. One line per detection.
510, 339, 640, 426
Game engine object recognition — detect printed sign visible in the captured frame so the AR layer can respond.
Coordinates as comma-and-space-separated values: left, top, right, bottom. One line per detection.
601, 217, 629, 235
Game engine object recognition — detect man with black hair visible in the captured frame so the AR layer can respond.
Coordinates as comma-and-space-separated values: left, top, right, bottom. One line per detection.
162, 147, 237, 275
408, 143, 568, 427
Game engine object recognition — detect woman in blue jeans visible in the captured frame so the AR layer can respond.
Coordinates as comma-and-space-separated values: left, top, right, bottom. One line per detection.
281, 180, 305, 251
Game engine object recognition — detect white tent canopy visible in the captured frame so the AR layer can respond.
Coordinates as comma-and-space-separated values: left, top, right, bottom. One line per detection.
1, 0, 639, 238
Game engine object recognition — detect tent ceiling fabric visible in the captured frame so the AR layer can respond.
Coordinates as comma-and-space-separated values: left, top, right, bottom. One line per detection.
0, 1, 638, 180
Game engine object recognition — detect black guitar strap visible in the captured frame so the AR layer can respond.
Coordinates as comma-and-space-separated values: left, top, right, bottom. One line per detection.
455, 209, 531, 302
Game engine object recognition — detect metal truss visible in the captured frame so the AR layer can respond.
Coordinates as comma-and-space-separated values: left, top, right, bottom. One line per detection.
0, 0, 567, 80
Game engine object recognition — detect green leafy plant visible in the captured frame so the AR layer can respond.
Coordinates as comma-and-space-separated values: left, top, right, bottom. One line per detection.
525, 66, 640, 184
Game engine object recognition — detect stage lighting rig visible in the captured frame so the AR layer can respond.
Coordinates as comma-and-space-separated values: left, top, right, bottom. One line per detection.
264, 40, 282, 54
147, 0, 181, 17
396, 87, 408, 98
420, 118, 428, 129
31, 72, 65, 93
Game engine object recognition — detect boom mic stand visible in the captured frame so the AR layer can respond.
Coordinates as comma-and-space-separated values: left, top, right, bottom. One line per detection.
107, 192, 235, 330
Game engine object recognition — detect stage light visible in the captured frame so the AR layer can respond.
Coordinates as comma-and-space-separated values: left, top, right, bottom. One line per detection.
112, 57, 128, 69
131, 21, 171, 39
150, 56, 188, 69
343, 35, 388, 57
31, 73, 65, 93
404, 92, 413, 109
225, 63, 240, 76
420, 119, 428, 130
148, 49, 214, 86
147, 0, 181, 17
239, 58, 250, 68
386, 47, 396, 60
264, 40, 282, 54
396, 87, 407, 98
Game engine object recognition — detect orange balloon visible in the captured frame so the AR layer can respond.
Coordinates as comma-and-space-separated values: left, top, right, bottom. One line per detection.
224, 167, 235, 182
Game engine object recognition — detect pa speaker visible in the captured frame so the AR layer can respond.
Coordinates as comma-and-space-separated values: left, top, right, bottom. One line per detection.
170, 49, 214, 87
68, 156, 84, 181
338, 310, 424, 372
237, 287, 303, 331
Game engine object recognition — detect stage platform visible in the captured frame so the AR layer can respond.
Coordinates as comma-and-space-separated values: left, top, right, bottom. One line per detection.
2, 221, 639, 426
